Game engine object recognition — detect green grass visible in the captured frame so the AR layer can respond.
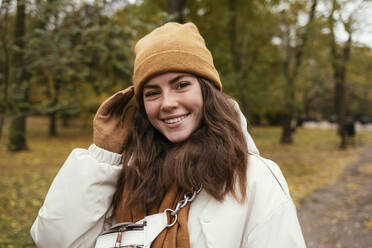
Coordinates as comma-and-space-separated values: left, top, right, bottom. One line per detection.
250, 126, 372, 207
0, 117, 92, 247
0, 117, 371, 247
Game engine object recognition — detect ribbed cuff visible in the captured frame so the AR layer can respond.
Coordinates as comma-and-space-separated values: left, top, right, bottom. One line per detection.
88, 144, 122, 166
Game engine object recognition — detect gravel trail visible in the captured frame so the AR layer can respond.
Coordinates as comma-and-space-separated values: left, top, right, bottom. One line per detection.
298, 146, 372, 248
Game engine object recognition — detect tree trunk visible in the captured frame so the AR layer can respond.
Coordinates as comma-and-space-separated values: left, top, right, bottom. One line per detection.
335, 77, 347, 148
167, 0, 187, 23
281, 113, 294, 143
332, 38, 350, 149
8, 0, 29, 152
48, 78, 61, 137
0, 0, 11, 141
280, 55, 296, 144
227, 0, 250, 115
8, 116, 28, 151
329, 0, 352, 149
49, 112, 57, 136
62, 115, 70, 127
280, 0, 317, 144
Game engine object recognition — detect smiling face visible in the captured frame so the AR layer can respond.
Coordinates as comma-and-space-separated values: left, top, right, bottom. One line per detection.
142, 72, 203, 143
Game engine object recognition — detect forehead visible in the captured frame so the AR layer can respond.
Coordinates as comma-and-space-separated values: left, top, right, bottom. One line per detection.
144, 72, 196, 87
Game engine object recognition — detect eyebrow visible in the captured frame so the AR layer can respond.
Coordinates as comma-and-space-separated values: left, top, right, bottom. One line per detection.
169, 74, 190, 84
143, 74, 191, 89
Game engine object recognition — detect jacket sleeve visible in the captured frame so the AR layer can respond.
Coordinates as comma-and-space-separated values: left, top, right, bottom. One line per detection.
243, 200, 306, 247
30, 144, 123, 248
242, 155, 306, 248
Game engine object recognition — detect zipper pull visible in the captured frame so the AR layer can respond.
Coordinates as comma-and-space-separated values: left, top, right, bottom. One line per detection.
115, 227, 126, 248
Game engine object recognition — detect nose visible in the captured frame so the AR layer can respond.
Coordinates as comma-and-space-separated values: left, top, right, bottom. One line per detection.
160, 92, 178, 112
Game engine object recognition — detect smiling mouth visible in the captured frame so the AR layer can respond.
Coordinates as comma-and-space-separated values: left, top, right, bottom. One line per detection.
163, 114, 189, 124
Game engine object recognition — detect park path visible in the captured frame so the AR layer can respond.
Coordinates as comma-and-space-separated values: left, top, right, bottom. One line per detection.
298, 146, 372, 248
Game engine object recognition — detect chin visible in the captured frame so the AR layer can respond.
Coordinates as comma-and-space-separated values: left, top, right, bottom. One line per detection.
165, 133, 190, 143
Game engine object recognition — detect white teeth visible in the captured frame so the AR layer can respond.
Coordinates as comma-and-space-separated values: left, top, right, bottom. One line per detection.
164, 115, 187, 124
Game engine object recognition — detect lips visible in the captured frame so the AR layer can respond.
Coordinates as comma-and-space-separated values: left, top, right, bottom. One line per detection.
163, 114, 189, 124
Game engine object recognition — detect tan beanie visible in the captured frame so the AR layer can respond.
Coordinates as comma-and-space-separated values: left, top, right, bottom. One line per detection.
133, 22, 222, 99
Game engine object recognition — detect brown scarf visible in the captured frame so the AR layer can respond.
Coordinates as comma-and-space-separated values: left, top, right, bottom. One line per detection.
115, 183, 191, 248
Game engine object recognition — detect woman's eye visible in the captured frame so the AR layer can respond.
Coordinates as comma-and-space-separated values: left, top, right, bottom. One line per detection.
144, 91, 159, 97
177, 81, 190, 89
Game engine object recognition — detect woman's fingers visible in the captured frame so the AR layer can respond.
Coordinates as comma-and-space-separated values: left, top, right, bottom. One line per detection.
98, 86, 134, 116
122, 105, 136, 127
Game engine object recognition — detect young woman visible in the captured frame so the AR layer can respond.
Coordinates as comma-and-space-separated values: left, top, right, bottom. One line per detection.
31, 22, 306, 248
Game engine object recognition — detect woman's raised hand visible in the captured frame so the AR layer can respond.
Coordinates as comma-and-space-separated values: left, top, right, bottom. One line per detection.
93, 86, 136, 154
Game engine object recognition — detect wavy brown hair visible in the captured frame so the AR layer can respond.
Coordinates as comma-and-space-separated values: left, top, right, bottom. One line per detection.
112, 77, 249, 210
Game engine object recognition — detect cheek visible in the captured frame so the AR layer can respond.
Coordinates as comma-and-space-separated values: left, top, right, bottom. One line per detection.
193, 94, 203, 115
195, 102, 204, 123
187, 96, 203, 125
144, 102, 157, 122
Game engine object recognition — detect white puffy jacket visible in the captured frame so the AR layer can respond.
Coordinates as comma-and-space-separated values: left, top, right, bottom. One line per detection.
30, 104, 306, 248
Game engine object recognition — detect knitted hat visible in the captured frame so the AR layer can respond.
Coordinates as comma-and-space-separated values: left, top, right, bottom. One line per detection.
133, 22, 222, 99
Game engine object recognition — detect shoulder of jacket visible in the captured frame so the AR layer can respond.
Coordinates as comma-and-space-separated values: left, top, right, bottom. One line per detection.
238, 154, 297, 233
247, 153, 292, 200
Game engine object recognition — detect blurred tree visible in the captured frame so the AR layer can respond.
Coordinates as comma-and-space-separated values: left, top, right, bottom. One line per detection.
348, 46, 372, 120
327, 0, 354, 149
295, 12, 334, 123
167, 0, 187, 23
2, 0, 372, 149
31, 0, 66, 137
227, 0, 248, 113
0, 0, 11, 141
187, 0, 284, 124
299, 57, 334, 121
8, 0, 30, 151
27, 0, 134, 136
276, 0, 318, 144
